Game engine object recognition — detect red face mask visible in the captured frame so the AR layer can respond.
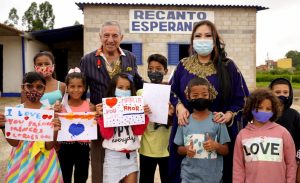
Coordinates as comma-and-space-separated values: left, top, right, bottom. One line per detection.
34, 65, 54, 78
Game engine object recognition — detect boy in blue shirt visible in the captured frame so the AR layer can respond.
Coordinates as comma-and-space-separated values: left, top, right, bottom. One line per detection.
174, 77, 230, 183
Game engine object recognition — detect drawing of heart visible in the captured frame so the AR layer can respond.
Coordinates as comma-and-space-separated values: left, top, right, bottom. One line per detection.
6, 132, 10, 137
106, 98, 118, 108
24, 116, 29, 120
42, 115, 48, 119
47, 115, 53, 119
69, 123, 85, 136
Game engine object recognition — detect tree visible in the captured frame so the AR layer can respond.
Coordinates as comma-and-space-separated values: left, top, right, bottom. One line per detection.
4, 8, 19, 27
74, 21, 80, 25
286, 50, 300, 68
22, 1, 55, 31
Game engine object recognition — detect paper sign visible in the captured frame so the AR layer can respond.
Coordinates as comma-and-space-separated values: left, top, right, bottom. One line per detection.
103, 96, 145, 127
4, 107, 54, 141
57, 112, 97, 141
142, 83, 171, 124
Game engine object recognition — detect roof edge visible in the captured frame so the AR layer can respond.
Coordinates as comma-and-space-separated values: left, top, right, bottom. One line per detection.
0, 23, 23, 34
75, 2, 268, 11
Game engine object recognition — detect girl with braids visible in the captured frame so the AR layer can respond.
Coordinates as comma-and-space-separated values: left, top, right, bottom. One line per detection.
168, 20, 249, 183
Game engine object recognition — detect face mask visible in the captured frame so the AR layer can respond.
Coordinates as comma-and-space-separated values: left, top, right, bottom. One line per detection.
193, 39, 214, 56
278, 95, 289, 105
251, 110, 273, 123
115, 88, 131, 97
34, 65, 54, 78
147, 71, 164, 83
25, 90, 43, 103
187, 98, 211, 111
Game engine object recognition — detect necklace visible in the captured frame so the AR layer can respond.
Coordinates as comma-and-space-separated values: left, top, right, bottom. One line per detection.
198, 60, 213, 66
182, 55, 216, 78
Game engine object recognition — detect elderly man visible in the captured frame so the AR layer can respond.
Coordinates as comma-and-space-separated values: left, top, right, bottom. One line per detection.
80, 21, 143, 183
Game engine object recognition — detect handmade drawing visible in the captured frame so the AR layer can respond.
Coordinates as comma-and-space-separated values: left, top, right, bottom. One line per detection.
57, 112, 97, 141
103, 96, 145, 127
4, 107, 54, 141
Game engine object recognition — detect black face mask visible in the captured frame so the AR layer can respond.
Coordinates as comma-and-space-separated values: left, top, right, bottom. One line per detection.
187, 98, 211, 111
147, 71, 164, 83
278, 95, 289, 108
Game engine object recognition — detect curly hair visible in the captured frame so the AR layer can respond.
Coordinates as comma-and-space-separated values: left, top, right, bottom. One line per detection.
243, 89, 282, 122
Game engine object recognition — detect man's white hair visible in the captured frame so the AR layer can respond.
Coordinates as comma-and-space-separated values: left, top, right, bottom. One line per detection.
100, 21, 122, 35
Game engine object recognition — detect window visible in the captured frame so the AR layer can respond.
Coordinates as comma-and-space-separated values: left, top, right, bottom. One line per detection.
168, 43, 190, 65
120, 43, 142, 65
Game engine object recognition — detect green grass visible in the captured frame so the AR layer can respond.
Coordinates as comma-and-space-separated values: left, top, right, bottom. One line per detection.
256, 82, 300, 89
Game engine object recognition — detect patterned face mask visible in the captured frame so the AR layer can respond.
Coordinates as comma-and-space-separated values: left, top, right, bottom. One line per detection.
34, 65, 54, 78
24, 90, 43, 103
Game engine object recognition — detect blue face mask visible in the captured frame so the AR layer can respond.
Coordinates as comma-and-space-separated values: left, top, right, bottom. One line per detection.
115, 88, 131, 97
193, 39, 214, 56
251, 110, 273, 123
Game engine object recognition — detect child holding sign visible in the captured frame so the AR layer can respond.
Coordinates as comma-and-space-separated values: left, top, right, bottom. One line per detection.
4, 72, 63, 182
233, 89, 297, 183
96, 73, 150, 183
139, 54, 174, 183
174, 77, 230, 183
58, 68, 91, 183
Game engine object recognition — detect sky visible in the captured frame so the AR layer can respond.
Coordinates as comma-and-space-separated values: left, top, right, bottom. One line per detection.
0, 0, 299, 66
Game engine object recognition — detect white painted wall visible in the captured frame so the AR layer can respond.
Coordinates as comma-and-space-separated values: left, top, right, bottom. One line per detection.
24, 39, 49, 73
0, 36, 23, 93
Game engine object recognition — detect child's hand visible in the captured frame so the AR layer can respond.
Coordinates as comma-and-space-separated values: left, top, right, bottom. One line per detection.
203, 133, 217, 151
89, 103, 96, 111
185, 140, 196, 158
95, 103, 103, 117
168, 102, 175, 116
53, 100, 62, 113
144, 104, 152, 115
52, 118, 61, 132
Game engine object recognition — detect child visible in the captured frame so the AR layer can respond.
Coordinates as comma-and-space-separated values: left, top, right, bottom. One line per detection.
0, 113, 5, 134
139, 54, 174, 183
4, 72, 63, 182
174, 77, 230, 183
22, 51, 66, 105
96, 72, 150, 183
233, 89, 297, 183
269, 78, 300, 182
58, 68, 90, 183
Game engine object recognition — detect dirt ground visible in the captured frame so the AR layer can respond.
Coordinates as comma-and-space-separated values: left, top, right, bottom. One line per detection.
0, 97, 161, 183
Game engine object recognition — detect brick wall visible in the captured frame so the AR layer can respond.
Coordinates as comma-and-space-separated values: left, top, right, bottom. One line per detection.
82, 5, 257, 89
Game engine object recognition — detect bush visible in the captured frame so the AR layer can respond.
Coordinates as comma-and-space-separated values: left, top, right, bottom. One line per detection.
256, 74, 300, 83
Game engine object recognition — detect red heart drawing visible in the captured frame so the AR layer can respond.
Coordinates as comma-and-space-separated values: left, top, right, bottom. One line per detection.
42, 115, 48, 119
47, 115, 53, 119
106, 98, 118, 108
6, 132, 10, 137
24, 116, 29, 120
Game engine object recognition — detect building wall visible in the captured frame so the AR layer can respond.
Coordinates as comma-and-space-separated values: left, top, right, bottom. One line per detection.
83, 5, 257, 89
0, 36, 23, 93
277, 58, 292, 69
25, 39, 49, 73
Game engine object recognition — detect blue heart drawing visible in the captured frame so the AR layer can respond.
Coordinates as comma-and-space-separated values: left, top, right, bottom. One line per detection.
69, 123, 85, 136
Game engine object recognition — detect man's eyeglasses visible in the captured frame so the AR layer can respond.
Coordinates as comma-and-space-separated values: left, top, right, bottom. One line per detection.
22, 83, 45, 92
